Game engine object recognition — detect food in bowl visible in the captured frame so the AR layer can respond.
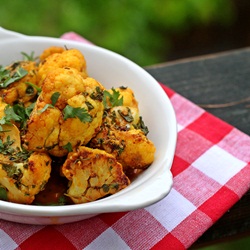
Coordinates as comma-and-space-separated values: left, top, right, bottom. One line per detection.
0, 28, 176, 225
0, 46, 156, 205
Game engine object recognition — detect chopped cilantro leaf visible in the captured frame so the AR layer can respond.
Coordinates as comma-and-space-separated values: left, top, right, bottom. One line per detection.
21, 51, 37, 61
63, 105, 92, 123
25, 82, 42, 94
63, 142, 73, 152
118, 108, 134, 123
38, 92, 60, 113
39, 104, 54, 114
0, 105, 22, 128
133, 116, 149, 135
103, 88, 123, 109
58, 196, 67, 205
0, 187, 8, 201
0, 66, 28, 89
0, 103, 35, 130
51, 92, 60, 106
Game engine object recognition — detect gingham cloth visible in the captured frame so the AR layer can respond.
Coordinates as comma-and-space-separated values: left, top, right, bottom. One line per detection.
0, 33, 250, 250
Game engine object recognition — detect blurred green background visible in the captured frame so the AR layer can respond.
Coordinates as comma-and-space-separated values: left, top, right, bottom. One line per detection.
0, 0, 249, 66
0, 0, 250, 249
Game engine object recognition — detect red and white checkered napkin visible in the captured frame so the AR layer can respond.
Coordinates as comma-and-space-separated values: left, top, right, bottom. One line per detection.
1, 33, 250, 250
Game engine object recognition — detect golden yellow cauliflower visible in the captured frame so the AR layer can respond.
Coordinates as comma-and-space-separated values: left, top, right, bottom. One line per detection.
0, 152, 51, 204
90, 86, 155, 171
37, 48, 88, 86
0, 99, 7, 118
61, 146, 130, 204
0, 61, 38, 105
23, 101, 65, 156
40, 67, 85, 109
24, 68, 104, 157
59, 91, 104, 149
113, 87, 138, 108
0, 124, 51, 204
39, 46, 65, 62
105, 106, 140, 130
90, 127, 155, 171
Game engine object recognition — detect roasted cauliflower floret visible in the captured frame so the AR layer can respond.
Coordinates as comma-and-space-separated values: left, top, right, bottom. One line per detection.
90, 127, 155, 171
24, 69, 104, 157
91, 86, 155, 171
61, 146, 130, 204
23, 101, 65, 156
105, 106, 140, 130
0, 125, 51, 204
0, 99, 7, 117
37, 48, 88, 86
40, 67, 87, 110
0, 152, 51, 204
0, 61, 38, 105
115, 129, 155, 170
102, 87, 140, 130
39, 46, 65, 62
59, 90, 104, 149
111, 87, 138, 109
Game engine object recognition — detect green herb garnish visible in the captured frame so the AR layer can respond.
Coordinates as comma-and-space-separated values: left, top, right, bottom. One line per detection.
118, 107, 134, 123
2, 164, 22, 180
25, 82, 42, 94
0, 103, 35, 130
21, 51, 37, 61
0, 66, 28, 89
0, 187, 8, 201
133, 116, 149, 135
90, 86, 103, 101
39, 92, 60, 114
51, 92, 60, 106
39, 104, 52, 114
63, 142, 73, 152
63, 105, 92, 123
0, 136, 15, 154
103, 88, 123, 109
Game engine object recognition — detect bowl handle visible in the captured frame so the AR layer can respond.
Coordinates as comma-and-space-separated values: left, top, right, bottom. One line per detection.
136, 170, 173, 206
0, 27, 25, 40
114, 168, 173, 210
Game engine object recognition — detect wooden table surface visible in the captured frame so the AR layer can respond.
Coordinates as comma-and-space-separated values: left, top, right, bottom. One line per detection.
145, 47, 250, 248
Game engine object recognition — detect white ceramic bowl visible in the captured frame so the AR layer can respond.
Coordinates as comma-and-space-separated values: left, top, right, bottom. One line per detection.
0, 27, 177, 225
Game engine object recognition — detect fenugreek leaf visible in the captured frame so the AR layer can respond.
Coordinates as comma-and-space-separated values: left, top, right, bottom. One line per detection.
63, 105, 92, 123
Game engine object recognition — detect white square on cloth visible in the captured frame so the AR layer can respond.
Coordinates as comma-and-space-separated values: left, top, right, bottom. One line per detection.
146, 188, 196, 232
192, 145, 246, 185
85, 228, 129, 250
0, 229, 18, 250
170, 94, 204, 129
